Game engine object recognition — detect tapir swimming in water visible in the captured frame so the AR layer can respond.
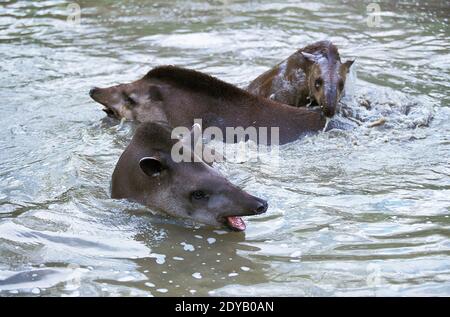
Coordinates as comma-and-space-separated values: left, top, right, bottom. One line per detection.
247, 40, 354, 117
112, 121, 268, 231
90, 66, 327, 145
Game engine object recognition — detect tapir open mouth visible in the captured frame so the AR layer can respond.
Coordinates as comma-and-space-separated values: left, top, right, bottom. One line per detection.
220, 200, 268, 231
225, 216, 246, 231
102, 107, 120, 119
217, 216, 247, 231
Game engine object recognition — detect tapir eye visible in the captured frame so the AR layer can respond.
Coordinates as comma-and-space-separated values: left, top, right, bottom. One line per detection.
314, 78, 323, 89
122, 93, 136, 106
191, 190, 209, 201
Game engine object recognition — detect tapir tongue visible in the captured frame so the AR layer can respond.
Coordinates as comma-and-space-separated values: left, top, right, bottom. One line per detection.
226, 216, 246, 231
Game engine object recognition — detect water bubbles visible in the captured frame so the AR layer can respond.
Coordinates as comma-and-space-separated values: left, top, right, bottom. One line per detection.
31, 288, 41, 295
181, 242, 195, 252
149, 253, 166, 265
192, 272, 202, 279
213, 230, 228, 235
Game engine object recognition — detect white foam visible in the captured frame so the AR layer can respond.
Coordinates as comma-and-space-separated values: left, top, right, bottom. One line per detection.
213, 230, 228, 235
192, 272, 202, 279
181, 242, 195, 252
149, 253, 166, 265
323, 117, 331, 132
118, 276, 135, 282
31, 288, 40, 295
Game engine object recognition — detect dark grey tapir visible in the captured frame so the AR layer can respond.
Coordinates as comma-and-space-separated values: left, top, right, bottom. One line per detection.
112, 121, 268, 231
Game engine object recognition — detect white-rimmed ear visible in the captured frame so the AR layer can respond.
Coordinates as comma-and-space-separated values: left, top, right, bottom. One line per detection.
139, 156, 165, 177
301, 52, 317, 63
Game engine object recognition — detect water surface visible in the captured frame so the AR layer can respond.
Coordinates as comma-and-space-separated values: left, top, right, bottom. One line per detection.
0, 0, 449, 296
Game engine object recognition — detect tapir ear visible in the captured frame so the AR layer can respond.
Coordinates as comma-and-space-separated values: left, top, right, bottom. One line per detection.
301, 52, 317, 63
343, 59, 355, 72
139, 157, 166, 177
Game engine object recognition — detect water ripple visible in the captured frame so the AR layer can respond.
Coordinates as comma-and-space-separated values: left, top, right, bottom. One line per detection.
0, 0, 449, 296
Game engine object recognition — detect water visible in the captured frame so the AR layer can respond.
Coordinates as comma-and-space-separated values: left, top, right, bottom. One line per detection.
0, 0, 449, 296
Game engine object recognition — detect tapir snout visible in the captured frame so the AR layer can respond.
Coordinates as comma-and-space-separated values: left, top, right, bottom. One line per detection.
250, 196, 269, 215
89, 87, 99, 98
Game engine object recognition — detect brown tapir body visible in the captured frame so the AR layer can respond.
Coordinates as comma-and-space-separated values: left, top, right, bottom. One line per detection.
90, 66, 326, 145
112, 121, 268, 231
247, 40, 354, 117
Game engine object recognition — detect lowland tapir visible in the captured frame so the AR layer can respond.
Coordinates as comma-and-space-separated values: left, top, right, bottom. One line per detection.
112, 121, 268, 231
90, 66, 328, 145
247, 40, 354, 117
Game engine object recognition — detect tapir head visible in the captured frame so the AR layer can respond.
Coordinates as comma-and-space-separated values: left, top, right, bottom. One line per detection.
89, 77, 162, 122
301, 50, 354, 117
112, 123, 268, 231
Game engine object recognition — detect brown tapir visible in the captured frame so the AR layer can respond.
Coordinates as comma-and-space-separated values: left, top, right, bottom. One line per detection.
112, 121, 268, 231
90, 66, 327, 145
247, 40, 354, 117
